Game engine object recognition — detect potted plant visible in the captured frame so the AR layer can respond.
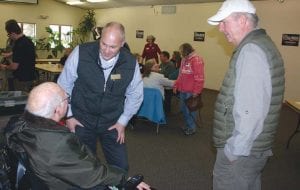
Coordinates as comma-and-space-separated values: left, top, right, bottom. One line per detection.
35, 10, 96, 55
35, 27, 64, 58
68, 10, 96, 48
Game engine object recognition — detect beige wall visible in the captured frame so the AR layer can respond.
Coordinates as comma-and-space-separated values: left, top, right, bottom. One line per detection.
0, 0, 299, 100
0, 0, 84, 57
95, 0, 300, 100
256, 0, 300, 101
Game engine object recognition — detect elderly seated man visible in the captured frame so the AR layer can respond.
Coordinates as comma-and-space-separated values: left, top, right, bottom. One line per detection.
4, 82, 151, 190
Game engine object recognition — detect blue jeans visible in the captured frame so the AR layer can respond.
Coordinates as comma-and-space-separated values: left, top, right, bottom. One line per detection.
75, 125, 129, 171
179, 92, 197, 129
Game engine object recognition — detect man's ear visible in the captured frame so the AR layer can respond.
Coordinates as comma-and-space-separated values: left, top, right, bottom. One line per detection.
53, 106, 60, 115
52, 105, 63, 122
239, 14, 248, 25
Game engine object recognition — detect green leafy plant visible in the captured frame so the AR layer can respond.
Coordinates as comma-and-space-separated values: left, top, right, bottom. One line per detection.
35, 27, 64, 58
68, 10, 96, 48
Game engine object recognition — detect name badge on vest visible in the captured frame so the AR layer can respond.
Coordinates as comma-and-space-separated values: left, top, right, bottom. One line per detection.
111, 74, 121, 80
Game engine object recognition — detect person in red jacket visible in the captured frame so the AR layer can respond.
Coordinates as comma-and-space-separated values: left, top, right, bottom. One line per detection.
173, 43, 205, 135
141, 35, 161, 63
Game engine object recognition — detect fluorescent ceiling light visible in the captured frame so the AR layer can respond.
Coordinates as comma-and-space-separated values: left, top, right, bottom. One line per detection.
66, 1, 85, 5
86, 0, 108, 2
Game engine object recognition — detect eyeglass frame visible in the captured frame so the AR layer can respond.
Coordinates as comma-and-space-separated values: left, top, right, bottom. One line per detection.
62, 93, 71, 104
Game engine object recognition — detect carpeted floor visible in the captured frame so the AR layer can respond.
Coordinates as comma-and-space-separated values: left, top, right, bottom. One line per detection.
122, 89, 300, 190
1, 88, 299, 190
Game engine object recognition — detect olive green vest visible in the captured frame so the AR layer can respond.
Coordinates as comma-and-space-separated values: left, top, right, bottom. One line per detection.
213, 29, 285, 152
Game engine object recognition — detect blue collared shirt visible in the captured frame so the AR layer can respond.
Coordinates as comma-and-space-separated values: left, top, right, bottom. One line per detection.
57, 46, 143, 127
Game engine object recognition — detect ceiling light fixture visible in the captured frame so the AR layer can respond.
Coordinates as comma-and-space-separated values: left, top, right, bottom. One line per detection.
86, 0, 109, 2
66, 1, 85, 5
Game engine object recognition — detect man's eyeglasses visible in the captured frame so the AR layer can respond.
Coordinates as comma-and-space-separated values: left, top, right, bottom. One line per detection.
62, 94, 71, 104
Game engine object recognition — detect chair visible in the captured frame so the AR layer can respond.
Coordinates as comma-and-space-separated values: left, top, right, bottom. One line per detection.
15, 152, 49, 190
136, 88, 166, 134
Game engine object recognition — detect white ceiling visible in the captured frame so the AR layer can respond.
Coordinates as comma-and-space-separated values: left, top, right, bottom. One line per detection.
55, 0, 227, 9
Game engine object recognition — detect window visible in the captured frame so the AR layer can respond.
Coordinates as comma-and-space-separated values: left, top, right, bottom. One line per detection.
61, 25, 73, 48
49, 25, 73, 48
18, 22, 36, 40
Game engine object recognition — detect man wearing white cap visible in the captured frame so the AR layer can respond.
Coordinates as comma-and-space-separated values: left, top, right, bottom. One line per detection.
207, 0, 285, 189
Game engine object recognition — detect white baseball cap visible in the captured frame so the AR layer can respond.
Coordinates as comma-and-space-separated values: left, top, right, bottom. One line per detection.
207, 0, 256, 25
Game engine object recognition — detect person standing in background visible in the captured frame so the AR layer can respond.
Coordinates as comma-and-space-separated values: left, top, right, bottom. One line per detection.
141, 35, 161, 63
0, 38, 14, 66
0, 19, 36, 92
0, 38, 14, 90
173, 43, 205, 136
169, 51, 182, 80
159, 51, 176, 114
207, 0, 285, 189
57, 22, 143, 172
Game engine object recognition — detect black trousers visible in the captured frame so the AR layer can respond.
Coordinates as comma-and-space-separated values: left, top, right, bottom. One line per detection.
75, 125, 129, 172
164, 89, 173, 114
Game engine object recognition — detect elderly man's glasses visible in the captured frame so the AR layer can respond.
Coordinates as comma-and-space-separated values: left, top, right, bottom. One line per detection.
62, 94, 71, 104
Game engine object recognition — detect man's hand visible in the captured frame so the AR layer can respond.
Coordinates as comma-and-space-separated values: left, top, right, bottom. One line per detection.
136, 182, 151, 190
0, 64, 6, 70
108, 123, 125, 144
173, 88, 177, 94
65, 117, 83, 133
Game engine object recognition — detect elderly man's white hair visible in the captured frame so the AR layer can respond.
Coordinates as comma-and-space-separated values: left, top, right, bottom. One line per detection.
26, 82, 64, 119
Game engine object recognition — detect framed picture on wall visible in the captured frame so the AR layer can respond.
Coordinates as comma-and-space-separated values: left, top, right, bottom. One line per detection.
0, 0, 38, 4
194, 32, 205, 42
282, 34, 299, 46
136, 30, 144, 39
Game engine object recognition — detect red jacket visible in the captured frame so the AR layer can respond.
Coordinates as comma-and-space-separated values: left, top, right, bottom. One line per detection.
174, 52, 204, 94
142, 43, 161, 63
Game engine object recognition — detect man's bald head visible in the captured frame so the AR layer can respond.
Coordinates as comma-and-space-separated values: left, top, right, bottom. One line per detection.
101, 22, 125, 43
99, 22, 126, 61
26, 82, 66, 119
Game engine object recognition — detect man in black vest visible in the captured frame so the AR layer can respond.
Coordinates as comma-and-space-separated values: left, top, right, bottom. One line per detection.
57, 22, 143, 172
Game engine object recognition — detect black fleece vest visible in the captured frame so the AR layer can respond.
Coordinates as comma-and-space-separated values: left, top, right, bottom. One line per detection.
71, 41, 136, 130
